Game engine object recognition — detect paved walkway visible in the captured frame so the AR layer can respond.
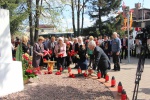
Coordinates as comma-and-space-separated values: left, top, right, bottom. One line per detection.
108, 57, 150, 100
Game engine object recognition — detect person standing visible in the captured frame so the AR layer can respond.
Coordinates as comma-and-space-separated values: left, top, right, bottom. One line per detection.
101, 35, 111, 60
88, 40, 110, 78
111, 32, 121, 71
121, 35, 128, 59
72, 38, 79, 68
32, 36, 44, 70
129, 36, 134, 57
54, 37, 67, 71
98, 35, 103, 47
48, 36, 57, 61
22, 36, 30, 54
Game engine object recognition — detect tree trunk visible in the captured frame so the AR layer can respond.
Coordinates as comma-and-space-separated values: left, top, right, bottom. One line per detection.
71, 0, 76, 37
34, 0, 40, 42
81, 0, 85, 35
98, 6, 102, 35
77, 0, 80, 36
27, 0, 34, 46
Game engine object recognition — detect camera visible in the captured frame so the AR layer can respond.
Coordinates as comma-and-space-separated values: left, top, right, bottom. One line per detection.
135, 25, 150, 44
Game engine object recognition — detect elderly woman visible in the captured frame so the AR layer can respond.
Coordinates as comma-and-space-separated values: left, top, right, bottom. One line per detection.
32, 36, 44, 70
77, 36, 88, 74
87, 36, 94, 67
54, 37, 67, 71
22, 36, 30, 54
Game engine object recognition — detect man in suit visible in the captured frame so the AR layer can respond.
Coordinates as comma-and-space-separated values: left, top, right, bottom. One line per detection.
88, 40, 110, 78
48, 36, 57, 61
121, 35, 128, 59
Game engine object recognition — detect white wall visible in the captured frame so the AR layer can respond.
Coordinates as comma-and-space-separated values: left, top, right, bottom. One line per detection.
0, 9, 24, 97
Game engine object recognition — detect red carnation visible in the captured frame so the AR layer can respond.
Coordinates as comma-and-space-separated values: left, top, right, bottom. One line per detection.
49, 50, 52, 55
71, 74, 75, 78
58, 53, 64, 57
28, 61, 32, 65
26, 69, 33, 74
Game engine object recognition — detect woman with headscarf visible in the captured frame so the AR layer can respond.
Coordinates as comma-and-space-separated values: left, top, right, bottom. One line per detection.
54, 37, 67, 71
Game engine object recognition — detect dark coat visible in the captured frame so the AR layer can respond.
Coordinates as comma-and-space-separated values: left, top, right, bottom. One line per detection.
93, 46, 110, 70
101, 40, 111, 55
32, 43, 44, 68
78, 45, 88, 70
121, 38, 128, 47
47, 41, 57, 56
22, 43, 29, 54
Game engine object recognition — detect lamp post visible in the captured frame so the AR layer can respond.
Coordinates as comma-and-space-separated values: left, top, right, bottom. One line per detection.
125, 6, 130, 63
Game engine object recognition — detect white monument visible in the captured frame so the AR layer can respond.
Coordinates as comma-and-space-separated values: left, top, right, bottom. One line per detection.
0, 9, 24, 97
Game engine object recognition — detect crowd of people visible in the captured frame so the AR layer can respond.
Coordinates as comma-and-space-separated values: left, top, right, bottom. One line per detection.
11, 32, 150, 77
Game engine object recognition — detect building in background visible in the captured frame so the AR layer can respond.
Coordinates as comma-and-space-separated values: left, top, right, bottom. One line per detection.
132, 3, 150, 27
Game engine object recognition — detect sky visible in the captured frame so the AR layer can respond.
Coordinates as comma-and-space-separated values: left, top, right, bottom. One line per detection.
60, 0, 150, 30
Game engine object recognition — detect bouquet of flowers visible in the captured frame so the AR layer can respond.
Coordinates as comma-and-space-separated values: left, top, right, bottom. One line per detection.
58, 53, 64, 57
43, 50, 53, 56
22, 53, 37, 80
68, 50, 77, 56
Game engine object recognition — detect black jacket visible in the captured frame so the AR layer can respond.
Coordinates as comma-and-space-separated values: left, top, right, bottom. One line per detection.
101, 40, 111, 54
121, 38, 128, 47
93, 46, 110, 69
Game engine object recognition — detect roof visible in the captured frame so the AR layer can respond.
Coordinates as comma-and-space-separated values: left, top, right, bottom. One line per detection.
39, 24, 55, 28
138, 8, 150, 10
133, 19, 150, 22
39, 32, 74, 36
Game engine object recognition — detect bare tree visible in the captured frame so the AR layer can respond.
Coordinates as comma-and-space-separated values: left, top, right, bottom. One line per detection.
71, 0, 76, 37
27, 0, 34, 46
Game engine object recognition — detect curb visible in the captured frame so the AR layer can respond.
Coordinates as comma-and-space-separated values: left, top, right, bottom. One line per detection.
89, 76, 129, 100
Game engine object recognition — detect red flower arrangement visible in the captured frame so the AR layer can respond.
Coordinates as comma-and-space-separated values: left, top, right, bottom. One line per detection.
28, 61, 32, 65
26, 69, 33, 74
43, 50, 53, 56
58, 53, 64, 57
22, 53, 37, 80
68, 50, 77, 56
23, 54, 29, 60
